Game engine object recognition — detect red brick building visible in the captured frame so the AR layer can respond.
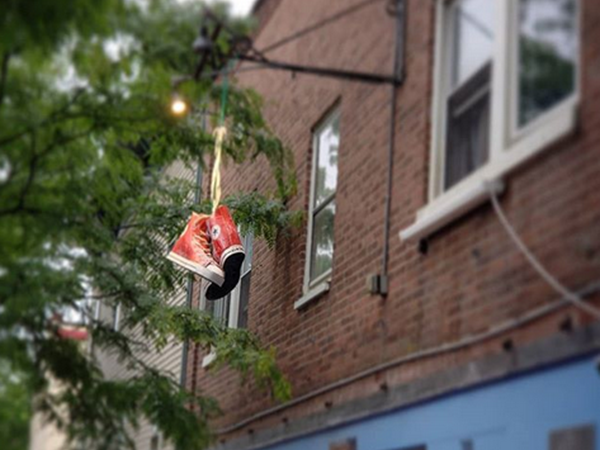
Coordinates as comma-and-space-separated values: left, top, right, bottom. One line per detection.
187, 1, 600, 449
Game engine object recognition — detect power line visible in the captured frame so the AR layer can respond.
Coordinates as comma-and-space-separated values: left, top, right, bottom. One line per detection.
259, 0, 386, 54
217, 275, 600, 434
486, 182, 600, 320
195, 1, 399, 84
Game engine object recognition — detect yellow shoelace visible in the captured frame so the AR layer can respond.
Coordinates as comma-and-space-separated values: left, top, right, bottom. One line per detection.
210, 125, 227, 215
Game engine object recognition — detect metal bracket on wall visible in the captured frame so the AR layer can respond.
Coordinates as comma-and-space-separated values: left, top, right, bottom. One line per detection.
188, 2, 406, 86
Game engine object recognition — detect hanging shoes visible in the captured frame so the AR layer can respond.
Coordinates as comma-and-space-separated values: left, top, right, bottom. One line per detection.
167, 212, 225, 286
205, 205, 245, 300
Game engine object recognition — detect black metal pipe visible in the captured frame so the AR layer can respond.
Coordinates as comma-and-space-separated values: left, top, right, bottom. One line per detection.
194, 5, 401, 86
237, 54, 401, 85
381, 0, 406, 293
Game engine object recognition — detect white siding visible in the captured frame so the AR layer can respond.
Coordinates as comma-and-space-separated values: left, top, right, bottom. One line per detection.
95, 160, 198, 450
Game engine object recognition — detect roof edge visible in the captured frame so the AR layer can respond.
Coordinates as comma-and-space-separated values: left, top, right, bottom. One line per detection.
249, 0, 283, 39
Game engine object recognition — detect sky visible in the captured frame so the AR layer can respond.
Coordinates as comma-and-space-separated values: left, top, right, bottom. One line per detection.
204, 0, 256, 16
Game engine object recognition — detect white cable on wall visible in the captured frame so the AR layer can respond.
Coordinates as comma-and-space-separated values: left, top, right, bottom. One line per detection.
485, 180, 600, 320
215, 181, 600, 437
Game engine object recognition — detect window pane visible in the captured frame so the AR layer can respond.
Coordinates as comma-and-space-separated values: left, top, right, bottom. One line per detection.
236, 272, 251, 329
242, 233, 253, 273
205, 295, 229, 326
518, 0, 577, 127
452, 0, 495, 87
310, 200, 335, 283
445, 64, 491, 189
314, 115, 339, 207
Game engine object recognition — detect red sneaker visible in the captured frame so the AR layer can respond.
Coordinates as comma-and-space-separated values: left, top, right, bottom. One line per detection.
205, 205, 245, 300
167, 213, 225, 286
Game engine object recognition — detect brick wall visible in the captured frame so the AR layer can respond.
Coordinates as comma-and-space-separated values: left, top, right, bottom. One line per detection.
188, 0, 600, 444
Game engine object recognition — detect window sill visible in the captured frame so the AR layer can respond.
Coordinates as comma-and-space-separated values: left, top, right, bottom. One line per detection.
400, 178, 504, 242
294, 281, 330, 310
400, 100, 577, 243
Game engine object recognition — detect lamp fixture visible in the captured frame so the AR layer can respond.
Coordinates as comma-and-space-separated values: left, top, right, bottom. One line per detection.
170, 96, 188, 116
193, 26, 214, 54
185, 3, 406, 86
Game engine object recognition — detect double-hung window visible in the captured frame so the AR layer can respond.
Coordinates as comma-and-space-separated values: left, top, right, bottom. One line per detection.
202, 233, 253, 365
297, 109, 340, 308
402, 0, 579, 241
443, 0, 494, 190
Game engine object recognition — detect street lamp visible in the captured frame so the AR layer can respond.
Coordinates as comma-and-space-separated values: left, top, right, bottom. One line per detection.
170, 96, 188, 116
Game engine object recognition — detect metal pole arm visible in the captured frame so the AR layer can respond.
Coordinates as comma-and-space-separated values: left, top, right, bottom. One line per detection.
237, 54, 402, 85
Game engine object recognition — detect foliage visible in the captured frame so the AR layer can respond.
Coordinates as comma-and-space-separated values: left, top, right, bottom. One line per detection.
189, 193, 303, 247
0, 362, 31, 450
0, 1, 297, 449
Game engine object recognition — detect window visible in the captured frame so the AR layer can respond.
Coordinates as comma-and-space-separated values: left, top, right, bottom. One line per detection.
150, 434, 160, 450
150, 426, 162, 450
443, 0, 494, 189
515, 0, 578, 129
202, 233, 253, 366
433, 0, 578, 194
401, 0, 579, 242
203, 233, 253, 329
549, 424, 595, 450
235, 233, 253, 329
305, 109, 339, 291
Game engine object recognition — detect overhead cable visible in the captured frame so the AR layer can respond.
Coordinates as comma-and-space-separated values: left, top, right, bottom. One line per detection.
214, 182, 600, 435
259, 0, 386, 54
217, 278, 600, 435
486, 181, 600, 320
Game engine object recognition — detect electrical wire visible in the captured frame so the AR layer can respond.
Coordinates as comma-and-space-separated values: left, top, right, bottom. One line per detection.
214, 183, 600, 435
258, 0, 386, 54
200, 1, 395, 84
486, 181, 600, 320
216, 280, 600, 436
200, 0, 600, 437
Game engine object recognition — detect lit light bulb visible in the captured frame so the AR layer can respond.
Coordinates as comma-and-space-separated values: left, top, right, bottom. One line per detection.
171, 98, 188, 115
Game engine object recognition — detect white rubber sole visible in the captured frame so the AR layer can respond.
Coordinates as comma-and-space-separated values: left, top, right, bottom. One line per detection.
166, 252, 225, 286
219, 245, 245, 266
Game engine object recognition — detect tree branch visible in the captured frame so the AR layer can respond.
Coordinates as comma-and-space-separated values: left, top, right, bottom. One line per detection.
0, 88, 85, 148
0, 126, 96, 216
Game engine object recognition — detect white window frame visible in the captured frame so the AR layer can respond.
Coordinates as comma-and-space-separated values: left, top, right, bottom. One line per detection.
400, 0, 580, 243
93, 298, 101, 321
202, 233, 253, 367
295, 108, 340, 309
112, 303, 121, 331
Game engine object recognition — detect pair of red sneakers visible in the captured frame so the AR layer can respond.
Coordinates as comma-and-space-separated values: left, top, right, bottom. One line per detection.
167, 205, 245, 300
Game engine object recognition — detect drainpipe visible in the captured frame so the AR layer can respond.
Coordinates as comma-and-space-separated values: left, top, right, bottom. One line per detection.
379, 0, 405, 296
179, 110, 206, 388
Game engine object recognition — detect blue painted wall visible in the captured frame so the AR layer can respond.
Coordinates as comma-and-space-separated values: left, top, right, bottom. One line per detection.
262, 356, 600, 450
